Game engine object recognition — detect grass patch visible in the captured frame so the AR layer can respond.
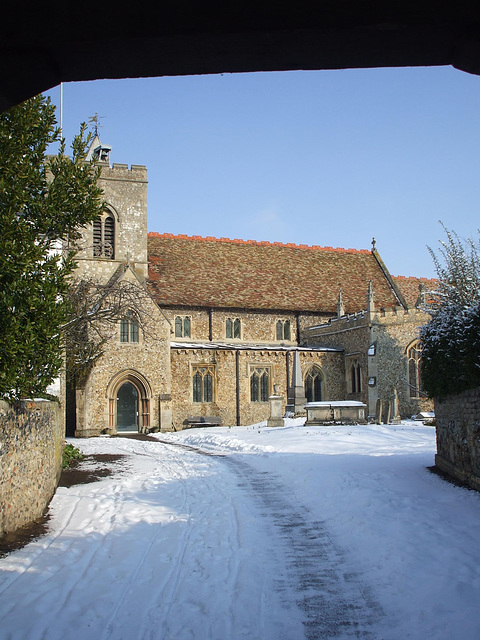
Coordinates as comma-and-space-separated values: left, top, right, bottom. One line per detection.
62, 443, 83, 469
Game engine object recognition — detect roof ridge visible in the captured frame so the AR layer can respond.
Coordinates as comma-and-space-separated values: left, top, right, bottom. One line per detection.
394, 275, 438, 282
147, 231, 370, 255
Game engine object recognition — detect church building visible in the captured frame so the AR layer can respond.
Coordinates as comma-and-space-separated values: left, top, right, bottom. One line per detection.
67, 138, 434, 437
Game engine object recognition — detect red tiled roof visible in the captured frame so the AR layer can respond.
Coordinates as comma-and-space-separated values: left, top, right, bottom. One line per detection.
393, 276, 438, 308
147, 233, 402, 313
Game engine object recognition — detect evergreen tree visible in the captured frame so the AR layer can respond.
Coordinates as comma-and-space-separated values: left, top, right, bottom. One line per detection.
420, 224, 480, 397
0, 95, 103, 401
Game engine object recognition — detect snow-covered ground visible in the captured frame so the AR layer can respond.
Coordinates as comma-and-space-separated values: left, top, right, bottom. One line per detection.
1, 420, 480, 639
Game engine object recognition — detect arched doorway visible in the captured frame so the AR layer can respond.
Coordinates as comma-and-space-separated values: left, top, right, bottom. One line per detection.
305, 366, 323, 403
116, 381, 139, 432
107, 371, 151, 434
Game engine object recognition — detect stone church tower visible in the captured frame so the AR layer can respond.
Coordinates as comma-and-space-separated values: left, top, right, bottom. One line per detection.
74, 135, 148, 282
67, 136, 173, 437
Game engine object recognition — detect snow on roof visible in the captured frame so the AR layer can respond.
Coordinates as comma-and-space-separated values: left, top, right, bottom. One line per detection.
171, 341, 343, 352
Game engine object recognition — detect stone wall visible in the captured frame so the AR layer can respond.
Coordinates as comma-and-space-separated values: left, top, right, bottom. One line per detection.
74, 275, 172, 437
304, 307, 433, 418
372, 307, 432, 418
74, 162, 149, 283
170, 347, 344, 429
0, 400, 64, 537
435, 387, 480, 491
164, 306, 330, 345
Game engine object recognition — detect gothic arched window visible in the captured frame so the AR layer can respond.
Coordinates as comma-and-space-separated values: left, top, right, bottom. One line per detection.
349, 359, 362, 394
407, 341, 424, 398
92, 211, 115, 259
250, 366, 270, 402
305, 366, 323, 402
192, 365, 215, 403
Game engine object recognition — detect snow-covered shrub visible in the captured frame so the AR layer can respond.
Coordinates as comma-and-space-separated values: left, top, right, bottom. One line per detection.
420, 225, 480, 397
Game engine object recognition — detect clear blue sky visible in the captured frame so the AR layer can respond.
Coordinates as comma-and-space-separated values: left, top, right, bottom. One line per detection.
46, 66, 480, 279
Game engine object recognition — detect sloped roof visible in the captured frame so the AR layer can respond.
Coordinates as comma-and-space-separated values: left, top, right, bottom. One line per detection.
147, 233, 402, 314
393, 276, 438, 308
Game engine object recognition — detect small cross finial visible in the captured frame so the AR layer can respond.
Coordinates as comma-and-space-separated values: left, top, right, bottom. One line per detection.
371, 237, 376, 250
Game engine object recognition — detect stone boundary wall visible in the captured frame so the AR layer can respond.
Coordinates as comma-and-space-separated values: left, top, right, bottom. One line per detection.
435, 387, 480, 491
0, 400, 64, 538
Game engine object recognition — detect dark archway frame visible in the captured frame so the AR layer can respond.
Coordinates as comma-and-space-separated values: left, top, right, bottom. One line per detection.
2, 2, 480, 112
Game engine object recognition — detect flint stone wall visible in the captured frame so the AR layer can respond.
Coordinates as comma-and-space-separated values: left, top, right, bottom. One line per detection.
435, 387, 480, 491
0, 400, 63, 538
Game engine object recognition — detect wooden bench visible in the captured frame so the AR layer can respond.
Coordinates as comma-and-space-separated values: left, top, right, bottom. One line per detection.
184, 415, 223, 428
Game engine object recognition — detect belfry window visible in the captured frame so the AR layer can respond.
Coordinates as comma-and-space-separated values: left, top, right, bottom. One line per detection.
120, 312, 139, 343
226, 317, 241, 339
250, 366, 270, 402
175, 316, 191, 338
192, 365, 215, 403
92, 212, 115, 259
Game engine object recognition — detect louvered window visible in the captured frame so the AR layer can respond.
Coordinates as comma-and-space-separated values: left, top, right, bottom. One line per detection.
93, 218, 102, 256
92, 213, 115, 259
104, 216, 115, 258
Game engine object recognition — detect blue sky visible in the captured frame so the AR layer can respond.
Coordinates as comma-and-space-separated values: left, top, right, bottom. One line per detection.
46, 66, 480, 279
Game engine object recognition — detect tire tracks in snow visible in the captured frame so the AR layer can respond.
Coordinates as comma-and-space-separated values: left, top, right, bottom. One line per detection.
161, 439, 384, 639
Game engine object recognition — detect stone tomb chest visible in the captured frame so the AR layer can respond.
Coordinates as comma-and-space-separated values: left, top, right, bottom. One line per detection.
305, 401, 367, 425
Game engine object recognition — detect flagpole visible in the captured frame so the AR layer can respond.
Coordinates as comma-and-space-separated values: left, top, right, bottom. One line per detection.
60, 82, 63, 139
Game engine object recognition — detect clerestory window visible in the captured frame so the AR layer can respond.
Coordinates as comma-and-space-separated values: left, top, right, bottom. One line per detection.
175, 315, 191, 338
276, 319, 291, 341
226, 317, 241, 339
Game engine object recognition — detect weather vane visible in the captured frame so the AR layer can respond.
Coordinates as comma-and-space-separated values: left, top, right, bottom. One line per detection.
88, 112, 105, 137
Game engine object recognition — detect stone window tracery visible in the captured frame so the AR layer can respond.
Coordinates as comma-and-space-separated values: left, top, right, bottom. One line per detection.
407, 341, 424, 398
250, 366, 271, 402
305, 366, 323, 402
192, 364, 215, 403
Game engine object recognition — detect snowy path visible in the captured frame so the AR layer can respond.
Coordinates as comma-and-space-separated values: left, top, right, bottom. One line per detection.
0, 437, 307, 640
2, 422, 480, 640
223, 455, 382, 639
